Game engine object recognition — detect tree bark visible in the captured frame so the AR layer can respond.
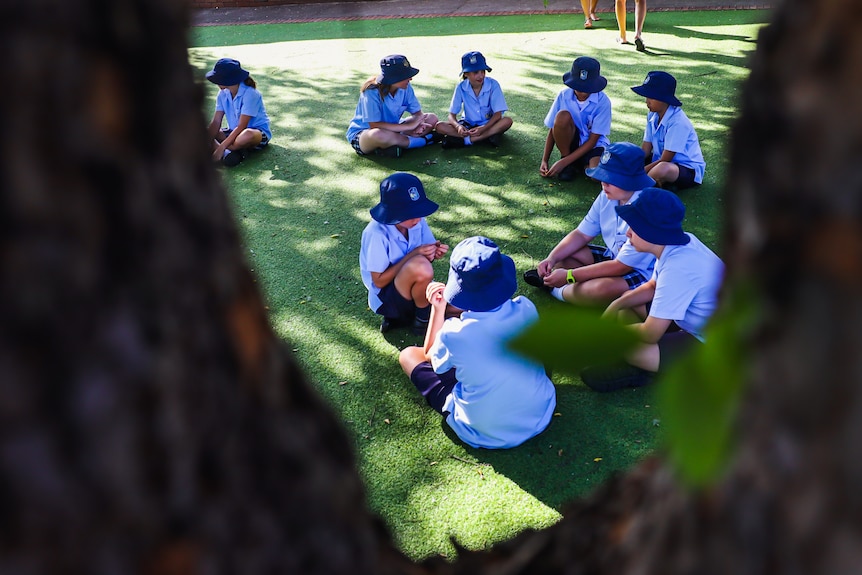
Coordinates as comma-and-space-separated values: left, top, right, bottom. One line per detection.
2, 0, 860, 573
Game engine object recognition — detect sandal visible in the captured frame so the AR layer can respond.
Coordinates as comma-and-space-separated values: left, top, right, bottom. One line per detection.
635, 37, 645, 52
584, 19, 593, 29
590, 12, 600, 21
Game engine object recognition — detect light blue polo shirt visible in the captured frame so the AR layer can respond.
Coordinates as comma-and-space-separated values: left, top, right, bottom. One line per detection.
359, 218, 436, 312
649, 233, 724, 342
544, 89, 611, 149
215, 82, 272, 141
448, 76, 508, 126
346, 84, 423, 142
643, 105, 706, 184
576, 189, 656, 279
431, 297, 557, 449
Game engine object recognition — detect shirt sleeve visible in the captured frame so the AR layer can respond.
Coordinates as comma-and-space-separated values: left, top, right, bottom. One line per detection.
404, 84, 422, 114
429, 323, 457, 373
575, 194, 603, 239
650, 264, 696, 321
449, 84, 464, 115
589, 95, 612, 136
544, 91, 564, 128
418, 220, 436, 245
239, 89, 263, 119
359, 90, 385, 124
662, 110, 691, 154
361, 227, 394, 275
489, 80, 508, 113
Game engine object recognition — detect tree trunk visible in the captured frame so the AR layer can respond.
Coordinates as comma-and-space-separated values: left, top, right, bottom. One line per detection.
2, 0, 860, 573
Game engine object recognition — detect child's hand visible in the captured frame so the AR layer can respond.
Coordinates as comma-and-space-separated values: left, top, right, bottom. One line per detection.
433, 240, 449, 260
414, 243, 438, 261
426, 281, 446, 306
539, 160, 550, 177
543, 269, 568, 288
456, 124, 469, 137
537, 258, 554, 277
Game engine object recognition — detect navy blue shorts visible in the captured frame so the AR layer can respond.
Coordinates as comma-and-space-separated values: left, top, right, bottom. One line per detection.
409, 361, 458, 413
588, 245, 649, 289
376, 282, 415, 323
350, 132, 368, 156
567, 136, 604, 170
657, 329, 700, 368
673, 164, 699, 190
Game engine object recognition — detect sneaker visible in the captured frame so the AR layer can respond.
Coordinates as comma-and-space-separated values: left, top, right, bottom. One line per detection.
523, 269, 545, 288
441, 135, 466, 149
222, 149, 246, 167
376, 146, 404, 158
580, 363, 653, 392
486, 134, 502, 147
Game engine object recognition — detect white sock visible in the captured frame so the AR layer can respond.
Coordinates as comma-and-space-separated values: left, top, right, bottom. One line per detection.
551, 286, 566, 301
464, 136, 473, 146
222, 149, 232, 158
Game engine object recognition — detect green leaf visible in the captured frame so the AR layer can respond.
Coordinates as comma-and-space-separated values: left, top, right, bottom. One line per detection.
658, 284, 756, 487
508, 306, 641, 374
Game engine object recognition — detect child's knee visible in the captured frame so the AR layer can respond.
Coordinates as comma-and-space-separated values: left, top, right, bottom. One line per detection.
553, 110, 574, 128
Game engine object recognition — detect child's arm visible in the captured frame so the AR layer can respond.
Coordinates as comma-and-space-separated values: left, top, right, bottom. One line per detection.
543, 258, 633, 288
213, 113, 253, 160
422, 282, 448, 356
466, 111, 503, 137
207, 110, 226, 139
538, 229, 593, 276
645, 149, 677, 174
604, 279, 656, 316
539, 130, 555, 176
549, 133, 601, 174
369, 244, 437, 288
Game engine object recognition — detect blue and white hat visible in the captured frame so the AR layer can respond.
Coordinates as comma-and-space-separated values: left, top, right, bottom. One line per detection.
377, 54, 420, 85
585, 142, 655, 191
443, 236, 517, 312
461, 51, 491, 73
206, 58, 250, 86
562, 57, 607, 93
631, 71, 683, 107
370, 172, 438, 225
615, 188, 690, 246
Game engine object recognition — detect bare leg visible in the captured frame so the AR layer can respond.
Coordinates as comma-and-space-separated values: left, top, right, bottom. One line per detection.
634, 0, 646, 39
615, 0, 628, 43
580, 0, 594, 27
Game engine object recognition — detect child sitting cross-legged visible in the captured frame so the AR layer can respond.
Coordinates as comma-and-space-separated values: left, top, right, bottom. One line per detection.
398, 236, 557, 449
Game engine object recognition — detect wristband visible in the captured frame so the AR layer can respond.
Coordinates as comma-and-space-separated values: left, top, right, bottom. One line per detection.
566, 269, 576, 284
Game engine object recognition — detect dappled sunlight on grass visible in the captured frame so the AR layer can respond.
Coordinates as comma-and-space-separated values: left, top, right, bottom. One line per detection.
190, 8, 769, 561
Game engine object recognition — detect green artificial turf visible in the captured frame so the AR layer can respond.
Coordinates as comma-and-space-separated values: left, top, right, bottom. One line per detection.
189, 9, 770, 560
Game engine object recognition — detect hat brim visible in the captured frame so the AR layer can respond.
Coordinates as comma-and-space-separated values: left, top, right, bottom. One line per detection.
443, 253, 517, 312
462, 65, 492, 73
615, 204, 690, 246
377, 66, 420, 85
369, 198, 439, 225
206, 68, 249, 86
584, 164, 655, 192
630, 84, 682, 107
563, 73, 607, 93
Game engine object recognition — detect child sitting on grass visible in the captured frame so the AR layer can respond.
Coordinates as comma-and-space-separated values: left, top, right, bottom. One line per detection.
581, 188, 725, 391
434, 51, 513, 149
205, 58, 272, 167
360, 173, 448, 334
540, 56, 612, 181
631, 71, 706, 190
399, 236, 557, 449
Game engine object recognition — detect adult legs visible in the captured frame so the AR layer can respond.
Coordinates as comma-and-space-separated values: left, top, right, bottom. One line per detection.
615, 0, 628, 43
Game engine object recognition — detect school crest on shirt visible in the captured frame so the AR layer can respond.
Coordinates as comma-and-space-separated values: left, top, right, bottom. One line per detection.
409, 187, 420, 201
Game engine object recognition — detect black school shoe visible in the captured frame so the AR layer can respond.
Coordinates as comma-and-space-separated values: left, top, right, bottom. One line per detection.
558, 163, 578, 181
486, 133, 502, 147
523, 269, 545, 288
580, 363, 654, 392
376, 146, 404, 158
222, 149, 246, 167
441, 135, 466, 149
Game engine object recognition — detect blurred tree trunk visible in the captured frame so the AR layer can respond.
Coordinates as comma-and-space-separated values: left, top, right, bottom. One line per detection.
2, 0, 861, 574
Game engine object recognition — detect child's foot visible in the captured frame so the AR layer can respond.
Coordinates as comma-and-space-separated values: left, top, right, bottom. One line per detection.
375, 145, 404, 158
486, 134, 502, 148
634, 36, 645, 52
558, 164, 578, 181
441, 135, 466, 149
222, 149, 246, 167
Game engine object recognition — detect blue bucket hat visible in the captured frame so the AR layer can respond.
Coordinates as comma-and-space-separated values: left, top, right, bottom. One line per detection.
615, 188, 690, 246
377, 54, 420, 85
443, 236, 517, 312
370, 172, 438, 225
631, 71, 683, 107
205, 58, 250, 86
461, 51, 491, 73
585, 142, 655, 191
563, 57, 607, 93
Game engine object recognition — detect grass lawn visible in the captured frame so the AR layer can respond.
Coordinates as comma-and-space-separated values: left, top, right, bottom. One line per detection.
189, 9, 769, 560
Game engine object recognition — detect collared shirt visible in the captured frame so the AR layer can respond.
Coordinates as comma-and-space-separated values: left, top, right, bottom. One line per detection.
643, 105, 706, 183
448, 76, 508, 126
432, 297, 557, 449
576, 189, 656, 279
649, 233, 724, 342
215, 82, 272, 140
346, 84, 422, 142
544, 89, 611, 148
359, 219, 436, 312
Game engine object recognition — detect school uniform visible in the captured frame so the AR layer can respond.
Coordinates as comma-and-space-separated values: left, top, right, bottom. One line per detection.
359, 218, 436, 313
215, 82, 272, 142
643, 106, 706, 184
448, 76, 508, 127
649, 233, 724, 342
544, 89, 612, 149
429, 297, 557, 449
346, 85, 423, 143
576, 189, 656, 281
